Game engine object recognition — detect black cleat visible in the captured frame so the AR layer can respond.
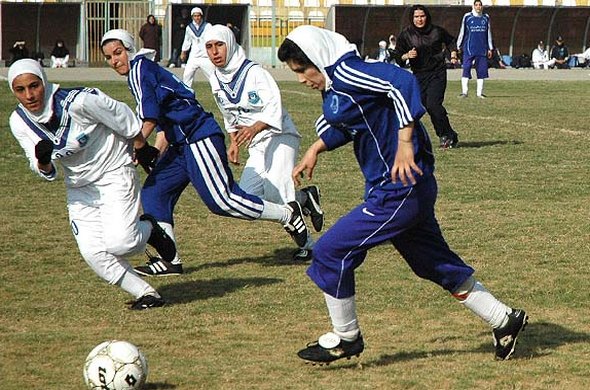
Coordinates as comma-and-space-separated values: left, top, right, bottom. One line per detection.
140, 214, 176, 262
128, 294, 166, 310
298, 332, 364, 365
135, 253, 183, 277
301, 185, 324, 232
284, 201, 309, 248
292, 248, 312, 262
493, 309, 528, 360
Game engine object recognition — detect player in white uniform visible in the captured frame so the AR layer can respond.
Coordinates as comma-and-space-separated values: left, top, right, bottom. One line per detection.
180, 7, 215, 87
204, 25, 324, 261
7, 59, 176, 310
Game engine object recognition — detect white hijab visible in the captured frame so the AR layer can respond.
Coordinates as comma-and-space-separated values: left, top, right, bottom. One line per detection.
203, 24, 248, 84
285, 25, 358, 90
100, 29, 157, 61
8, 58, 59, 122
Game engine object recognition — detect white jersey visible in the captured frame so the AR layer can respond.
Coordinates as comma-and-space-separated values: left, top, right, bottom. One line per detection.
209, 62, 300, 147
9, 87, 141, 188
182, 21, 212, 60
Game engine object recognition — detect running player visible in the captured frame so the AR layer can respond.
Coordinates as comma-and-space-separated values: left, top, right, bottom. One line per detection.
456, 0, 494, 99
100, 29, 308, 276
180, 7, 215, 87
204, 24, 324, 261
278, 26, 527, 364
7, 59, 176, 309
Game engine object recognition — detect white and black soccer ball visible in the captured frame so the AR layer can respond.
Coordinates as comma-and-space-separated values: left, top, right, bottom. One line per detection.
83, 340, 148, 390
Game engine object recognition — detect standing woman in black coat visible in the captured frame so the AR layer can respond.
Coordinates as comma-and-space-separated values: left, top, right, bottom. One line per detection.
394, 5, 459, 149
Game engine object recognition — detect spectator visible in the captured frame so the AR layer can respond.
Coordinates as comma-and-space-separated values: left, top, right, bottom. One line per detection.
531, 41, 554, 70
180, 7, 215, 87
456, 0, 493, 99
366, 40, 391, 63
487, 47, 507, 69
550, 35, 569, 69
168, 8, 190, 68
226, 22, 241, 43
50, 39, 70, 68
572, 45, 590, 68
9, 41, 30, 66
394, 4, 459, 149
139, 14, 162, 62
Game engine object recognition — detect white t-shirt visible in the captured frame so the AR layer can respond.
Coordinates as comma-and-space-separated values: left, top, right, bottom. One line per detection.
209, 63, 300, 148
10, 88, 141, 188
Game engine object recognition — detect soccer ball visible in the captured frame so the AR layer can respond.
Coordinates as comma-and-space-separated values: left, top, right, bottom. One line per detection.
83, 340, 148, 390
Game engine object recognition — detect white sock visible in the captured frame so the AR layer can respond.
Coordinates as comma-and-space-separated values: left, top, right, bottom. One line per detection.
260, 200, 289, 224
158, 222, 181, 264
302, 232, 314, 250
324, 293, 360, 341
461, 77, 469, 94
459, 280, 511, 329
116, 269, 160, 299
476, 79, 484, 96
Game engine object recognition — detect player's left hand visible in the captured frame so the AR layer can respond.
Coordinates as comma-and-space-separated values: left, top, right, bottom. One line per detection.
392, 141, 422, 186
234, 124, 259, 147
134, 143, 160, 174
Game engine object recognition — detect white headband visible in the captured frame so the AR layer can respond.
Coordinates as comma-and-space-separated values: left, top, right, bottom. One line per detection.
8, 58, 47, 92
101, 29, 136, 57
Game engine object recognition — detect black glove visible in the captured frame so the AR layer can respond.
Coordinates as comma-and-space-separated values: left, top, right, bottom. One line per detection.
134, 143, 159, 173
35, 139, 53, 165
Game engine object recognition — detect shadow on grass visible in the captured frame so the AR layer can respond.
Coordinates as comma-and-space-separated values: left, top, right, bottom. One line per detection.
158, 277, 282, 305
182, 247, 309, 274
454, 140, 523, 149
144, 382, 177, 389
367, 321, 589, 366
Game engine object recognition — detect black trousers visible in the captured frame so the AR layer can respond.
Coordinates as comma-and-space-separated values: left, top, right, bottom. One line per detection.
415, 69, 457, 140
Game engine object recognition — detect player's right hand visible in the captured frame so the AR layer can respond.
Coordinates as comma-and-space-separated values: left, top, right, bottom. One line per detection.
35, 139, 53, 165
134, 143, 160, 174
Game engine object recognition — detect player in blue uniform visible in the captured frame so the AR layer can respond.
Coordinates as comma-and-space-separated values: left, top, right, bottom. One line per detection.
456, 0, 493, 98
100, 29, 308, 276
278, 25, 527, 364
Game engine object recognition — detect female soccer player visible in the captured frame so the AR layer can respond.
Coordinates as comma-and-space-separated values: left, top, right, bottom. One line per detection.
100, 29, 308, 276
203, 24, 324, 261
278, 26, 527, 364
7, 59, 176, 309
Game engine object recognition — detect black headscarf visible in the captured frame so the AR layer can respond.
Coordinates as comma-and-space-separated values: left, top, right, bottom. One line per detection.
408, 5, 433, 35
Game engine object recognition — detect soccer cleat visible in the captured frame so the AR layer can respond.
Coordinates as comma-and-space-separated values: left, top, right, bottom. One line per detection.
128, 294, 166, 310
301, 185, 324, 232
284, 201, 309, 248
298, 332, 364, 365
140, 214, 176, 262
458, 93, 468, 98
293, 248, 313, 261
135, 253, 183, 277
440, 134, 459, 150
492, 309, 528, 360
477, 94, 487, 99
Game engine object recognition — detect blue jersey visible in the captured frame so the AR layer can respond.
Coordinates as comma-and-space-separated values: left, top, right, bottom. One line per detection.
128, 54, 222, 144
316, 52, 434, 197
456, 12, 493, 57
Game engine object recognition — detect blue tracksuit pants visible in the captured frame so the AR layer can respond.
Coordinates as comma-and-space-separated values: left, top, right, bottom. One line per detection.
308, 175, 474, 298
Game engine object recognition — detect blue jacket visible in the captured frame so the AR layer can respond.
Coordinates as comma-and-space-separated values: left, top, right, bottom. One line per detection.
128, 54, 222, 144
316, 52, 434, 197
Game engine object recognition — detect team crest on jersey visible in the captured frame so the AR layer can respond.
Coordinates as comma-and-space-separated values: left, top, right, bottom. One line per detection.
248, 91, 260, 104
330, 95, 339, 114
76, 133, 88, 147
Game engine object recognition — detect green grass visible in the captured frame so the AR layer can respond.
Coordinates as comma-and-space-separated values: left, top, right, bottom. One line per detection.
1, 79, 589, 389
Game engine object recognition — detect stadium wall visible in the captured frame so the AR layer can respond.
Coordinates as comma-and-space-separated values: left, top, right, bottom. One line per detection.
328, 5, 590, 59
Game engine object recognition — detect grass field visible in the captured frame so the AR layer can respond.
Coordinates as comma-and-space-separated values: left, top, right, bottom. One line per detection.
1, 79, 589, 390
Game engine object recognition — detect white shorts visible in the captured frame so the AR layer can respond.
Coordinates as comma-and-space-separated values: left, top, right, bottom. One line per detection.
240, 133, 300, 205
67, 164, 151, 284
183, 56, 215, 87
